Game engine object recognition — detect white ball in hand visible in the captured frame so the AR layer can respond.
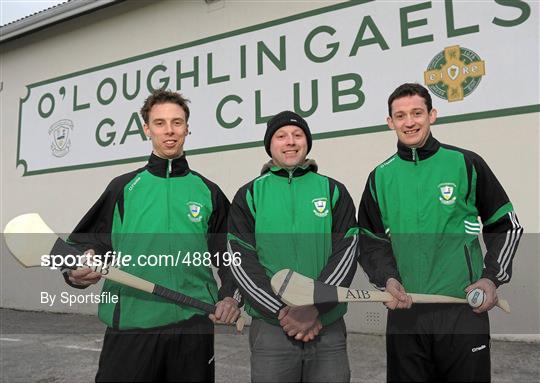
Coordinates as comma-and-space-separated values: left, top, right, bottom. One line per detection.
467, 288, 485, 308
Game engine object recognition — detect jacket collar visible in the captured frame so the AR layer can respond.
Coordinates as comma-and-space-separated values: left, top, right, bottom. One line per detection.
146, 152, 190, 177
261, 159, 318, 178
397, 134, 440, 162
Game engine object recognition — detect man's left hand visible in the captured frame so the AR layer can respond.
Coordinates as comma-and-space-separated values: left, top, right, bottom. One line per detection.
465, 278, 498, 314
210, 297, 240, 324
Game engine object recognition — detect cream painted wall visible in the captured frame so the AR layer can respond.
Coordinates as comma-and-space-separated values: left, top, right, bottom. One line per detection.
1, 0, 538, 336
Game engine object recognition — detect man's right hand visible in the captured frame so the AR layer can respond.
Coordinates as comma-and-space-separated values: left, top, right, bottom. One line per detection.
68, 249, 102, 286
295, 319, 323, 342
278, 306, 322, 342
279, 305, 319, 336
385, 277, 412, 310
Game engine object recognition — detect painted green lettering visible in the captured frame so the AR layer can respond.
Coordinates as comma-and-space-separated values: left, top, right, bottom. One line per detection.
207, 53, 231, 85
400, 2, 434, 47
446, 0, 479, 37
96, 118, 116, 147
332, 73, 365, 113
38, 93, 55, 118
257, 36, 286, 75
73, 85, 90, 111
176, 56, 199, 90
216, 95, 243, 129
97, 78, 117, 106
147, 64, 169, 93
293, 80, 318, 117
123, 71, 140, 101
120, 112, 146, 145
350, 16, 389, 55
304, 26, 339, 63
240, 45, 247, 79
255, 90, 272, 124
493, 0, 531, 27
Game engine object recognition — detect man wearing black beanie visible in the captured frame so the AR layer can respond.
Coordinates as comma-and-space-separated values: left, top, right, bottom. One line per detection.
263, 111, 313, 157
228, 110, 358, 382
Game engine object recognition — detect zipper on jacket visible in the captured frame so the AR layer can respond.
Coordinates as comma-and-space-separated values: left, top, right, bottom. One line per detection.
166, 159, 173, 308
165, 159, 181, 321
463, 244, 474, 284
167, 159, 172, 178
288, 168, 299, 268
411, 148, 420, 260
166, 159, 172, 230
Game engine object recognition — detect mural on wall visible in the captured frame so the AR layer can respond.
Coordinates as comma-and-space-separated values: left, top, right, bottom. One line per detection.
16, 0, 539, 175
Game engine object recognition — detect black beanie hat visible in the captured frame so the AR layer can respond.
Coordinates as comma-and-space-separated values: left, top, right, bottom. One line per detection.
264, 111, 312, 157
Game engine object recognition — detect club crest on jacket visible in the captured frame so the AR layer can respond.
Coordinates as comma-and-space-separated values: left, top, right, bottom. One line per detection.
438, 183, 457, 205
312, 198, 329, 217
187, 202, 203, 222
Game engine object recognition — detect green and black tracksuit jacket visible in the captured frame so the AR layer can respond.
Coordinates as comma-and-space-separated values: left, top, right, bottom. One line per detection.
62, 153, 239, 330
358, 134, 523, 297
228, 160, 358, 325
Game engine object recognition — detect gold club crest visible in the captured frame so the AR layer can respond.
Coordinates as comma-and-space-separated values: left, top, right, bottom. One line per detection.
424, 45, 485, 102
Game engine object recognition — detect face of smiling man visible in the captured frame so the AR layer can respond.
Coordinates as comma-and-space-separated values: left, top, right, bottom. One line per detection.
387, 94, 437, 148
270, 125, 308, 169
143, 102, 189, 159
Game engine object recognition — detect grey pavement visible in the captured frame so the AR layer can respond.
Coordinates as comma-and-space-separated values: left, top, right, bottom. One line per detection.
1, 309, 538, 382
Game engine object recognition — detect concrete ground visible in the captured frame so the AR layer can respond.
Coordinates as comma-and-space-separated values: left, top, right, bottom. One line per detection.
1, 309, 538, 382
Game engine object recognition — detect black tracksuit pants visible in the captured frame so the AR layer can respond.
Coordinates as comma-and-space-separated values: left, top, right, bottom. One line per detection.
386, 304, 490, 382
95, 315, 214, 382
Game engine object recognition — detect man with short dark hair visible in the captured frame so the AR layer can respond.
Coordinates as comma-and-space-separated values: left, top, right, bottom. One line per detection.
64, 89, 241, 382
228, 111, 358, 382
358, 83, 523, 381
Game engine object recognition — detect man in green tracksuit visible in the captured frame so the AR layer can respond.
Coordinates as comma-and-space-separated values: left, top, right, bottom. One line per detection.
358, 83, 523, 382
63, 90, 241, 382
228, 111, 358, 382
